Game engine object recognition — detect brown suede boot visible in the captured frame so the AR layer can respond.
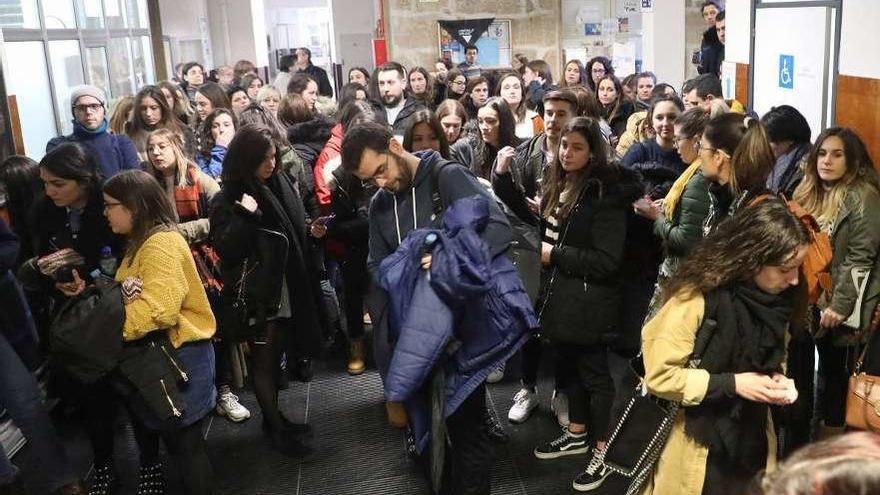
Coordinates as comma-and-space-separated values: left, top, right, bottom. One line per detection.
347, 340, 366, 375
386, 401, 408, 428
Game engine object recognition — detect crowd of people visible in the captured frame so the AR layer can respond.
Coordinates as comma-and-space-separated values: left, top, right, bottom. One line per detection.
2, 1, 880, 493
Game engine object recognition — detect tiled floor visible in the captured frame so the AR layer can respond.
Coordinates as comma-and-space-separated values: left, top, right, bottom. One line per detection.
20, 345, 593, 494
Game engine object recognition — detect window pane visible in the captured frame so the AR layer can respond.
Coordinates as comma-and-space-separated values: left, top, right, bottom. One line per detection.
131, 36, 154, 88
4, 42, 56, 158
103, 0, 124, 29
108, 37, 133, 97
43, 0, 76, 29
48, 40, 86, 136
86, 47, 111, 96
77, 0, 104, 28
0, 0, 39, 28
125, 0, 147, 28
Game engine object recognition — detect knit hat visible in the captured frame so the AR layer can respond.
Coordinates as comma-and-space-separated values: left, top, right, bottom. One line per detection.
70, 85, 107, 109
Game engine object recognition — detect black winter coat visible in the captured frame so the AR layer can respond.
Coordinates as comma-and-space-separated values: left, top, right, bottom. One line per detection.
210, 172, 323, 355
287, 115, 335, 170
372, 98, 427, 137
538, 167, 641, 346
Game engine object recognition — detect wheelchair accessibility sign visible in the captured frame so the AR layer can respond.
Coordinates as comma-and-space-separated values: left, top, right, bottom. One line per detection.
779, 55, 794, 89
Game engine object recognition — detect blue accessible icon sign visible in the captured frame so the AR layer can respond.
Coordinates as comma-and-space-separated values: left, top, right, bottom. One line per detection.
779, 54, 794, 89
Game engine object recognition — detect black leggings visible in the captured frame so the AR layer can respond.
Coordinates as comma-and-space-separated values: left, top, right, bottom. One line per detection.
251, 320, 288, 432
132, 417, 213, 494
520, 336, 572, 390
816, 334, 855, 427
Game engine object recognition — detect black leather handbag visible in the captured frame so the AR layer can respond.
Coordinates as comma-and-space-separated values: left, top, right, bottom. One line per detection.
220, 228, 289, 342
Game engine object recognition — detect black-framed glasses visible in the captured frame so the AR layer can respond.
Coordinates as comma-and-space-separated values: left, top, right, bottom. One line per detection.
103, 201, 123, 210
360, 155, 389, 187
72, 103, 103, 114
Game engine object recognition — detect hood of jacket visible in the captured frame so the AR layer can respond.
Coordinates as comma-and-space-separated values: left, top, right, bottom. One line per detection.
287, 114, 335, 149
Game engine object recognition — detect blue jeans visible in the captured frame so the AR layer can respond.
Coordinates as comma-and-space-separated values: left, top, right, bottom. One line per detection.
0, 331, 77, 489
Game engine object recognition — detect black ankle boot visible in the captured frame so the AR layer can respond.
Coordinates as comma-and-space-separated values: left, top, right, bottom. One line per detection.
136, 463, 165, 495
484, 407, 509, 444
261, 413, 312, 437
88, 462, 115, 495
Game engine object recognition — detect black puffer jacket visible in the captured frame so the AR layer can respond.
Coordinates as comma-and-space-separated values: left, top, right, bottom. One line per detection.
539, 165, 642, 346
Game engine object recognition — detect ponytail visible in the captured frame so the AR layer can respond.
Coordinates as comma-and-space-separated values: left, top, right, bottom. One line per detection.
705, 112, 774, 195
729, 117, 775, 194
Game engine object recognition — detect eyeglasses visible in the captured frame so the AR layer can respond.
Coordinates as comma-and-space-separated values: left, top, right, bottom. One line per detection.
73, 103, 103, 114
361, 155, 389, 187
698, 143, 717, 153
103, 201, 123, 211
451, 80, 466, 87
673, 135, 694, 149
591, 68, 606, 74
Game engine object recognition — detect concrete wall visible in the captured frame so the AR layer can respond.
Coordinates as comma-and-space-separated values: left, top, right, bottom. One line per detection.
384, 0, 561, 74
724, 0, 750, 64
642, 0, 686, 91
839, 0, 880, 79
331, 0, 377, 75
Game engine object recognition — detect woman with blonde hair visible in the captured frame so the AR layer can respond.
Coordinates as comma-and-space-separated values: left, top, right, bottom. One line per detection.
792, 127, 880, 436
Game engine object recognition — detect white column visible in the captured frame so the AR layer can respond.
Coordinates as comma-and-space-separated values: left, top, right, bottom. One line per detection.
641, 0, 686, 90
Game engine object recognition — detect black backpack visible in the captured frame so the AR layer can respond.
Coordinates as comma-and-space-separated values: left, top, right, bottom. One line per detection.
50, 282, 125, 384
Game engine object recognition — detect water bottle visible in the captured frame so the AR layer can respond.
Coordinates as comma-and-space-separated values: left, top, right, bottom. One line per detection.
99, 246, 117, 277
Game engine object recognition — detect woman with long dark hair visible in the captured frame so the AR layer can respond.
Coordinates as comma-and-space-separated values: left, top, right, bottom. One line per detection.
408, 66, 434, 110
522, 118, 635, 486
126, 85, 194, 161
635, 199, 809, 495
0, 155, 41, 262
403, 109, 450, 159
585, 56, 613, 92
451, 97, 520, 180
210, 124, 324, 457
496, 71, 543, 139
196, 108, 237, 179
523, 59, 555, 116
28, 143, 122, 494
191, 82, 230, 133
596, 74, 635, 140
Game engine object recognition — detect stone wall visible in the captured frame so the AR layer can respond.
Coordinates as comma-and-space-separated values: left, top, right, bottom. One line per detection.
384, 0, 561, 73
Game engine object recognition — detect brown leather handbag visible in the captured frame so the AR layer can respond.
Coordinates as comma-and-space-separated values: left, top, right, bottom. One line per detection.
845, 304, 880, 431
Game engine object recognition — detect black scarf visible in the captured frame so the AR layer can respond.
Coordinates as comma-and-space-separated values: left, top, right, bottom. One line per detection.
685, 283, 792, 474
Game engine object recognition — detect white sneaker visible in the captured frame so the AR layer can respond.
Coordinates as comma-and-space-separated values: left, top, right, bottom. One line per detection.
486, 364, 505, 384
508, 387, 539, 423
216, 387, 251, 422
551, 390, 570, 427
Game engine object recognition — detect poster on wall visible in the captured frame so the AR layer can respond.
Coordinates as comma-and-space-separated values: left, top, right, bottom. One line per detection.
438, 19, 511, 67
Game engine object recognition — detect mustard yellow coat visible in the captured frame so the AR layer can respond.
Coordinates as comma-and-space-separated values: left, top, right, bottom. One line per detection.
115, 230, 215, 348
640, 292, 777, 495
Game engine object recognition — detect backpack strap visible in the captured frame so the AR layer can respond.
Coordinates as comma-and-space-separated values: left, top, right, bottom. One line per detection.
430, 160, 453, 220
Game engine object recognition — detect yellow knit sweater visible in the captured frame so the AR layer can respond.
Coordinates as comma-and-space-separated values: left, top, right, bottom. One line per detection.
115, 230, 216, 348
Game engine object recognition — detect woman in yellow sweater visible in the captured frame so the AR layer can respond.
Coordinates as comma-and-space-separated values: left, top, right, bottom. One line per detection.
639, 199, 809, 495
103, 169, 216, 494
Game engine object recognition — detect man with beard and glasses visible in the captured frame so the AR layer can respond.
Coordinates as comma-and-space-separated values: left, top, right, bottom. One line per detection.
342, 121, 513, 495
372, 62, 426, 140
